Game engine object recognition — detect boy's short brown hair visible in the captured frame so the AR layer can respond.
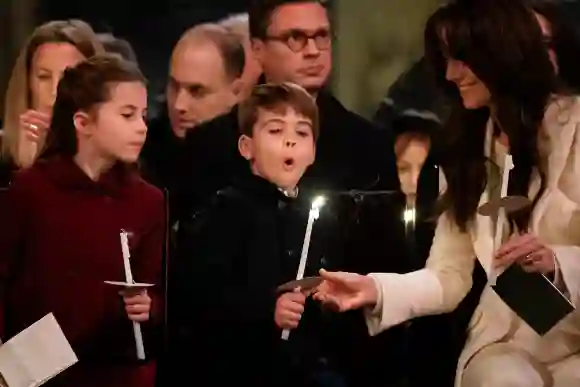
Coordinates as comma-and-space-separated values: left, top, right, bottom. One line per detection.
238, 82, 319, 139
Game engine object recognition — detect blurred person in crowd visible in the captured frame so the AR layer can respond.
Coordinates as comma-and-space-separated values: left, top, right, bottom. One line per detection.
140, 23, 245, 193
172, 1, 408, 386
393, 111, 439, 205
374, 57, 452, 131
219, 13, 263, 96
1, 19, 103, 182
314, 0, 580, 386
97, 33, 138, 63
530, 0, 580, 94
391, 111, 441, 267
0, 54, 164, 387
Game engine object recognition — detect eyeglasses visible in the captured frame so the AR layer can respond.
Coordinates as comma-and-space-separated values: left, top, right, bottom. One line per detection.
265, 29, 332, 53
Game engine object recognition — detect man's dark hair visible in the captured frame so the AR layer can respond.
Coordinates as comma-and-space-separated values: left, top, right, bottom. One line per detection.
249, 0, 328, 39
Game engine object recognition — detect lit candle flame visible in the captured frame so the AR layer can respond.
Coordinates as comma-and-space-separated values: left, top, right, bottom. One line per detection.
312, 195, 326, 209
403, 208, 416, 224
311, 196, 326, 220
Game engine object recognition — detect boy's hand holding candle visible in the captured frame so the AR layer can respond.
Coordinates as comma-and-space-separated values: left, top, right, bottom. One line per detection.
275, 288, 306, 330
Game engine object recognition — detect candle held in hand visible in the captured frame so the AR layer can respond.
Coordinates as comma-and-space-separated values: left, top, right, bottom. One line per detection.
119, 230, 146, 360
281, 196, 326, 340
490, 154, 514, 285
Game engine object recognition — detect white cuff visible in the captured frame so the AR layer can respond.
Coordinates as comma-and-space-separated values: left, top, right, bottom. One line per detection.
369, 275, 383, 315
363, 269, 444, 336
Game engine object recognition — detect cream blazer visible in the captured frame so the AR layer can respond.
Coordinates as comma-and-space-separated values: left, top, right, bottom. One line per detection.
365, 96, 580, 383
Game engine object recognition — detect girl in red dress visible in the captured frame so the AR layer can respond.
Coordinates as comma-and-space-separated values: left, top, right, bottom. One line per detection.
0, 53, 164, 387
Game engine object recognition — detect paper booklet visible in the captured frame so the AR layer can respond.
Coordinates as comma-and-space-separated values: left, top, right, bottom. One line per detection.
493, 264, 575, 335
0, 313, 78, 387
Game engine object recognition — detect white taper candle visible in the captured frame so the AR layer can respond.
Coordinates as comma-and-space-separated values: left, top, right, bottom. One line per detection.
281, 196, 325, 340
120, 230, 146, 360
490, 154, 514, 285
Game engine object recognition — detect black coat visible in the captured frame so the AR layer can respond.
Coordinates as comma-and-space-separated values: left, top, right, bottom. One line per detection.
140, 109, 184, 194
169, 173, 412, 387
171, 175, 349, 386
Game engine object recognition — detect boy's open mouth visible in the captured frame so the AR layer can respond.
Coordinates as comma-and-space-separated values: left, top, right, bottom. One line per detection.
284, 158, 295, 166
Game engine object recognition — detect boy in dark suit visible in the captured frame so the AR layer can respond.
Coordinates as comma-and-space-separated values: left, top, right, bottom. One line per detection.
171, 83, 350, 387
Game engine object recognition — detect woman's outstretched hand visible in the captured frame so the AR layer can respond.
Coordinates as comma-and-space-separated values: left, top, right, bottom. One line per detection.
313, 269, 379, 312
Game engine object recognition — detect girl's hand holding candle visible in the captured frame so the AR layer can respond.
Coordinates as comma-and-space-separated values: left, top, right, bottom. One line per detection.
121, 289, 152, 323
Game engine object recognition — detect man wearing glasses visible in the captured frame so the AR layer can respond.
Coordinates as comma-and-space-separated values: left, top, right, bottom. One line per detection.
250, 0, 332, 94
171, 1, 408, 386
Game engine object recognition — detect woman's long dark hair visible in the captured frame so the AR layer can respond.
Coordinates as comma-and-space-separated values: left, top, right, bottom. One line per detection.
425, 0, 557, 232
40, 53, 146, 160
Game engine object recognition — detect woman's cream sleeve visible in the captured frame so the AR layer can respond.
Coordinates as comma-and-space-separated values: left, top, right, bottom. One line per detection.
365, 213, 477, 335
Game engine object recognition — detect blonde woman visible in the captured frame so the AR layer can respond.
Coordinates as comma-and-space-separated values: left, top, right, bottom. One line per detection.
1, 19, 103, 180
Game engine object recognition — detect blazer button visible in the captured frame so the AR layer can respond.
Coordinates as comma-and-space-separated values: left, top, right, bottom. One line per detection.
320, 256, 327, 265
286, 250, 294, 257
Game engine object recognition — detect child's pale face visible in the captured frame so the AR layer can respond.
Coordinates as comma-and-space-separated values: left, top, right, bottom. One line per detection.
396, 137, 429, 199
77, 81, 148, 163
240, 107, 315, 191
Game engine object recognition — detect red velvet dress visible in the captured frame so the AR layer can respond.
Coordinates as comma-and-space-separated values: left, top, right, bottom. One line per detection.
0, 156, 164, 387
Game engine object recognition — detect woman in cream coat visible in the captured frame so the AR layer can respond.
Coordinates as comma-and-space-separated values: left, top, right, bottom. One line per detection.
315, 0, 580, 386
